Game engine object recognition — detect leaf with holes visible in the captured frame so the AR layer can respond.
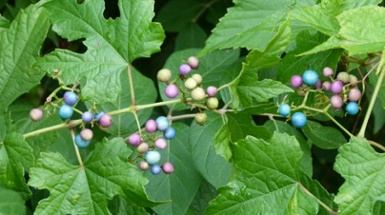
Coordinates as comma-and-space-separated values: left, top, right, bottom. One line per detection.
35, 0, 164, 103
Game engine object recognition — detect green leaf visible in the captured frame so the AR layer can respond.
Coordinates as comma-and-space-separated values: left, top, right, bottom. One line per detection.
0, 132, 33, 198
146, 123, 203, 215
175, 23, 207, 50
206, 132, 336, 214
0, 5, 49, 111
301, 5, 385, 55
0, 15, 9, 32
189, 112, 232, 188
36, 0, 164, 103
28, 138, 154, 215
302, 121, 346, 149
0, 185, 26, 215
188, 179, 218, 214
334, 137, 385, 214
108, 195, 149, 215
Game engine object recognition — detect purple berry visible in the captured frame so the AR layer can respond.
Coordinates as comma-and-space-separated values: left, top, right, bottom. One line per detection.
162, 162, 174, 174
330, 80, 343, 94
82, 111, 94, 123
322, 81, 331, 91
348, 88, 361, 102
330, 95, 343, 109
145, 119, 157, 133
206, 86, 218, 97
127, 133, 141, 146
155, 138, 167, 149
179, 64, 192, 76
80, 128, 93, 140
165, 84, 179, 98
63, 91, 78, 106
29, 108, 43, 121
315, 80, 322, 89
187, 56, 199, 69
99, 114, 112, 127
323, 67, 334, 77
291, 75, 302, 88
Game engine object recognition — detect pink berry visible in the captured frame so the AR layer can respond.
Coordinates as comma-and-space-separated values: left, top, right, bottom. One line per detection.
179, 64, 192, 76
322, 81, 331, 91
348, 88, 361, 102
187, 56, 199, 69
330, 95, 343, 109
206, 86, 218, 97
291, 75, 302, 88
165, 84, 179, 98
330, 80, 343, 94
99, 114, 112, 127
80, 128, 93, 140
145, 119, 157, 132
155, 138, 167, 149
127, 133, 141, 146
323, 67, 334, 77
162, 162, 174, 174
315, 80, 322, 89
29, 108, 43, 121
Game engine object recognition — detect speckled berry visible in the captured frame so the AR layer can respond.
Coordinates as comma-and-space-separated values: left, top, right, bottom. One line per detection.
127, 133, 142, 146
99, 113, 112, 127
58, 104, 73, 120
291, 112, 307, 128
278, 104, 291, 117
348, 88, 361, 102
155, 138, 167, 149
330, 81, 343, 94
145, 119, 157, 133
82, 111, 94, 123
162, 162, 175, 174
157, 68, 172, 83
146, 150, 161, 165
195, 112, 207, 125
137, 142, 150, 154
94, 111, 105, 120
80, 128, 93, 141
164, 126, 176, 140
75, 134, 91, 148
29, 108, 43, 121
156, 116, 169, 131
337, 72, 350, 84
322, 81, 331, 91
323, 67, 334, 77
349, 75, 358, 86
138, 161, 149, 171
150, 164, 162, 175
63, 91, 78, 106
302, 70, 319, 86
290, 75, 302, 88
330, 95, 343, 109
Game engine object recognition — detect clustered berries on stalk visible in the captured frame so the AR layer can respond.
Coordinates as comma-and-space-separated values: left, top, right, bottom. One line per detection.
279, 67, 362, 128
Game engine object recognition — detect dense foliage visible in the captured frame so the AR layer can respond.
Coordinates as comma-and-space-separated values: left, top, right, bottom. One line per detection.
2, 0, 385, 214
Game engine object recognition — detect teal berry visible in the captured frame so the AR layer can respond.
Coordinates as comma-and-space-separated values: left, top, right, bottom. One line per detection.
291, 112, 307, 128
58, 104, 73, 120
75, 134, 91, 148
346, 102, 359, 115
302, 70, 319, 86
150, 164, 162, 175
164, 126, 176, 140
156, 116, 169, 131
63, 91, 78, 106
145, 150, 161, 165
278, 104, 291, 117
94, 111, 105, 120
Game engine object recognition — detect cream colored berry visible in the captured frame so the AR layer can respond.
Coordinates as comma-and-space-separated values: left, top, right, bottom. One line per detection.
157, 68, 172, 82
184, 78, 198, 90
195, 112, 207, 125
191, 87, 206, 101
206, 97, 219, 109
191, 74, 202, 85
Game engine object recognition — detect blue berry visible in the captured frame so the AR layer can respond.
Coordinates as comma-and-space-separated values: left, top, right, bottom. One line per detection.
291, 112, 307, 128
150, 164, 162, 175
82, 111, 94, 123
278, 104, 291, 117
58, 104, 73, 120
94, 111, 105, 120
302, 70, 319, 86
156, 116, 169, 131
346, 102, 359, 115
63, 91, 78, 106
164, 126, 176, 140
75, 134, 90, 148
145, 150, 161, 165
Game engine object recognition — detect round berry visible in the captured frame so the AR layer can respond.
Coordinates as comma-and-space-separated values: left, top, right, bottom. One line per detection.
63, 91, 78, 106
330, 80, 343, 94
206, 97, 219, 110
138, 161, 149, 171
337, 72, 350, 84
346, 102, 359, 115
164, 126, 176, 140
82, 111, 94, 123
322, 81, 331, 91
184, 78, 198, 90
162, 162, 174, 174
315, 80, 322, 89
290, 75, 302, 88
127, 133, 141, 146
80, 128, 93, 141
94, 111, 105, 120
206, 86, 218, 97
191, 74, 202, 85
348, 88, 361, 102
156, 116, 169, 131
278, 104, 291, 117
150, 164, 162, 175
157, 68, 172, 83
137, 142, 150, 154
191, 87, 206, 101
29, 108, 43, 121
291, 112, 307, 128
145, 119, 157, 133
165, 84, 179, 98
179, 64, 192, 76
195, 112, 207, 125
330, 95, 343, 109
323, 67, 334, 77
58, 104, 73, 120
349, 74, 358, 86
99, 113, 112, 127
302, 70, 319, 86
155, 138, 167, 149
75, 134, 91, 148
145, 150, 161, 165
187, 56, 199, 69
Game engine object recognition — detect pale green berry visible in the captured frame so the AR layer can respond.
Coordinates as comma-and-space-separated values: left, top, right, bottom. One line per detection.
349, 74, 358, 86
191, 87, 206, 101
157, 68, 172, 83
191, 74, 202, 85
206, 97, 219, 109
337, 72, 350, 84
195, 112, 207, 125
184, 78, 198, 90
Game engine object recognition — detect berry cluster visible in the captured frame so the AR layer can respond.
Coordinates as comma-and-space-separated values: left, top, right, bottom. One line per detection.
280, 68, 362, 128
126, 116, 175, 175
157, 56, 219, 125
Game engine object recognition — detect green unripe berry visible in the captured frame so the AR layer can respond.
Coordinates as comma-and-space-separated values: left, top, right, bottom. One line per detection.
349, 74, 358, 86
157, 68, 172, 83
206, 97, 219, 109
184, 78, 198, 90
191, 87, 206, 101
337, 72, 350, 84
195, 112, 207, 125
191, 74, 202, 85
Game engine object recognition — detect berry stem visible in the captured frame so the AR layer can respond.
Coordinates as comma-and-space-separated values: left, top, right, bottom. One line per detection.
127, 65, 136, 106
23, 119, 82, 139
297, 182, 338, 215
169, 113, 196, 121
70, 128, 84, 167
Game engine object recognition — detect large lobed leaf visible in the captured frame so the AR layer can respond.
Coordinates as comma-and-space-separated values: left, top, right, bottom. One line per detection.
28, 138, 154, 215
206, 132, 336, 214
0, 186, 26, 215
0, 5, 49, 111
36, 0, 164, 103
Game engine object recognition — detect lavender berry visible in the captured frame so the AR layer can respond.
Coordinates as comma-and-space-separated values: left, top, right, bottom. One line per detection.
63, 91, 78, 106
290, 75, 302, 88
145, 119, 157, 133
179, 64, 192, 76
165, 84, 179, 98
127, 133, 142, 146
206, 86, 218, 97
99, 113, 112, 127
82, 111, 94, 123
330, 81, 343, 94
